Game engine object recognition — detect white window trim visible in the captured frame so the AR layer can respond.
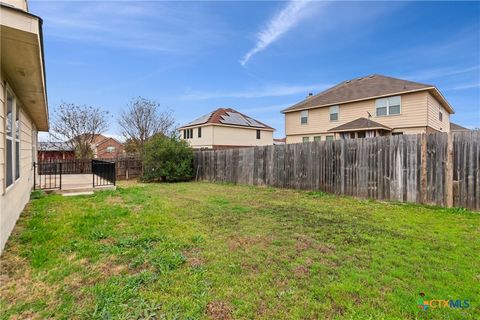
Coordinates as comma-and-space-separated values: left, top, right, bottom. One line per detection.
376, 96, 402, 117
300, 110, 308, 125
329, 105, 339, 122
5, 83, 21, 192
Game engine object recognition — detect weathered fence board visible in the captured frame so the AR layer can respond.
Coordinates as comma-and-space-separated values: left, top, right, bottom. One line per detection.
194, 132, 480, 211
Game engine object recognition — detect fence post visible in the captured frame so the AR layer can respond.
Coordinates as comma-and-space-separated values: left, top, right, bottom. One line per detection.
59, 163, 63, 190
420, 133, 427, 204
33, 162, 36, 190
126, 158, 129, 180
445, 133, 454, 207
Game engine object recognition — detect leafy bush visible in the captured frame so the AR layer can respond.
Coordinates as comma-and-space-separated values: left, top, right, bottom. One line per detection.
142, 135, 193, 182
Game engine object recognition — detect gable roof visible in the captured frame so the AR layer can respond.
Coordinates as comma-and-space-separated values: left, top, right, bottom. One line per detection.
179, 108, 274, 130
282, 74, 454, 114
39, 142, 74, 151
328, 117, 392, 133
450, 122, 470, 132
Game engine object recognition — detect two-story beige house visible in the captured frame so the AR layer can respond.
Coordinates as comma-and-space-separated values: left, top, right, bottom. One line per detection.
282, 75, 455, 143
179, 108, 274, 149
1, 0, 48, 252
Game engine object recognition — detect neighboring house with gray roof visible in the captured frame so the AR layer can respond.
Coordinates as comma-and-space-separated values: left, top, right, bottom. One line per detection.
450, 122, 470, 132
179, 108, 274, 149
282, 74, 455, 143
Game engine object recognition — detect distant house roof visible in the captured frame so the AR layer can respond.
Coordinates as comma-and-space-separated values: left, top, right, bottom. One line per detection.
39, 142, 74, 151
450, 122, 470, 132
179, 108, 274, 130
273, 137, 286, 145
282, 74, 454, 114
328, 117, 392, 133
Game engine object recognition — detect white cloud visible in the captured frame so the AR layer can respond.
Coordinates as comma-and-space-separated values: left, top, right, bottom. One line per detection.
445, 82, 480, 91
240, 0, 313, 66
33, 1, 228, 53
179, 83, 331, 100
401, 65, 480, 82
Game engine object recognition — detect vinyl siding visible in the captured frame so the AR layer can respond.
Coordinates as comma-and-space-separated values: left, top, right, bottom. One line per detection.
285, 91, 429, 139
180, 125, 214, 149
427, 92, 450, 132
181, 125, 273, 148
0, 82, 36, 253
212, 125, 273, 147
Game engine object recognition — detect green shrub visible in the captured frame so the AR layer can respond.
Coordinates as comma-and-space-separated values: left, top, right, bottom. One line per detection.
142, 135, 193, 182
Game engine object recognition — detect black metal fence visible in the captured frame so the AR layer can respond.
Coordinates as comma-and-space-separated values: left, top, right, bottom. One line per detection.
34, 162, 62, 190
92, 160, 116, 187
34, 159, 117, 190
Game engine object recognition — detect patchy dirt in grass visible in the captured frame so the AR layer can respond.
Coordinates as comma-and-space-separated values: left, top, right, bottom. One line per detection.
206, 301, 233, 320
183, 248, 205, 268
295, 235, 335, 254
240, 261, 260, 274
105, 195, 125, 206
293, 265, 310, 278
228, 235, 272, 251
95, 256, 128, 276
0, 267, 59, 314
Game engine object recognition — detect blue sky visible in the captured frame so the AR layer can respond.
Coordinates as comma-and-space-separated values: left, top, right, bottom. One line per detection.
31, 0, 480, 140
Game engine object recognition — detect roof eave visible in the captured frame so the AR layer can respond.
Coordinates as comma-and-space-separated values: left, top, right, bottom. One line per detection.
281, 87, 440, 114
328, 126, 392, 133
179, 123, 275, 131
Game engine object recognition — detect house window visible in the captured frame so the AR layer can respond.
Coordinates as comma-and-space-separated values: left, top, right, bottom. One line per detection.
376, 96, 401, 116
106, 146, 115, 153
302, 137, 309, 143
6, 93, 13, 187
439, 111, 443, 122
314, 136, 321, 142
5, 90, 21, 187
32, 130, 37, 164
301, 110, 308, 124
198, 127, 202, 138
15, 104, 20, 180
184, 128, 193, 139
256, 129, 261, 139
325, 135, 334, 141
392, 132, 403, 136
330, 106, 339, 121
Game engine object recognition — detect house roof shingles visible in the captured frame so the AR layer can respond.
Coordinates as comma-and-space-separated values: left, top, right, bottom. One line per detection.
450, 122, 470, 132
180, 108, 274, 130
328, 117, 392, 133
282, 74, 454, 114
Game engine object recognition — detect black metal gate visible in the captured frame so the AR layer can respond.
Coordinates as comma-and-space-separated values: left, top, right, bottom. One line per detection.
34, 159, 116, 190
34, 162, 63, 190
92, 160, 116, 187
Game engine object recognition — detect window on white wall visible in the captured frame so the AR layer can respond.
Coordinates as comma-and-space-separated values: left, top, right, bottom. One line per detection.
302, 137, 309, 143
301, 110, 308, 124
6, 92, 14, 187
15, 104, 20, 180
32, 129, 37, 164
376, 96, 401, 116
439, 111, 443, 122
330, 106, 339, 121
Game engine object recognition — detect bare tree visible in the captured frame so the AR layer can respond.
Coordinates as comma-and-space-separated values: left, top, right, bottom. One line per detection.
49, 102, 109, 159
118, 97, 176, 155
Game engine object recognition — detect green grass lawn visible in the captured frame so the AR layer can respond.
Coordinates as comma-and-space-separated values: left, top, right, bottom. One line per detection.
1, 182, 478, 319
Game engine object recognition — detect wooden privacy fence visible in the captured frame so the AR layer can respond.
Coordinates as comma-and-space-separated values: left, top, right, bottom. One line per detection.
194, 132, 480, 211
